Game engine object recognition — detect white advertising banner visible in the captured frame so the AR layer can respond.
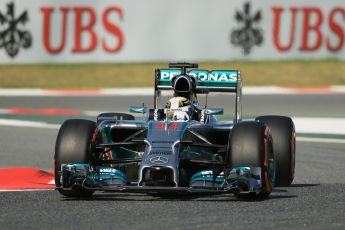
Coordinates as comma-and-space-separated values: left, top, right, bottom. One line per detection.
0, 0, 344, 64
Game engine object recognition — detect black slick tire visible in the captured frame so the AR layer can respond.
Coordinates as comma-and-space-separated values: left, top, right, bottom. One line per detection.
255, 116, 295, 187
228, 121, 275, 199
54, 119, 96, 197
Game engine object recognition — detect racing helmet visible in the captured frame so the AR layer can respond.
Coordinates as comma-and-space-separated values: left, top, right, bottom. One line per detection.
165, 97, 192, 121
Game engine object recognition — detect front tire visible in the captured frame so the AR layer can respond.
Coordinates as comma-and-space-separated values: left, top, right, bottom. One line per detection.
54, 119, 96, 197
228, 121, 275, 199
256, 116, 295, 187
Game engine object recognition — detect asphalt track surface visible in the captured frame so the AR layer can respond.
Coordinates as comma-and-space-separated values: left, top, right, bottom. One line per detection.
0, 94, 344, 117
0, 94, 345, 229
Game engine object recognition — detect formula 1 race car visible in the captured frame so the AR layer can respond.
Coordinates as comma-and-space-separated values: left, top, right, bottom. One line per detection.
55, 63, 296, 199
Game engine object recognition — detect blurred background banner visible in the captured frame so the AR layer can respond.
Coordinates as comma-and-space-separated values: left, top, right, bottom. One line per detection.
0, 0, 344, 64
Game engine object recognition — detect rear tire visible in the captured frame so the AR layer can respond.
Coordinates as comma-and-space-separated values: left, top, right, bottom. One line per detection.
228, 121, 275, 199
55, 119, 96, 197
256, 116, 295, 187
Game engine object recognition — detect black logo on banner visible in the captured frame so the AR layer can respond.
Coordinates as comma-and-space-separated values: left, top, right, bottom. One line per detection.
230, 2, 263, 55
0, 2, 32, 58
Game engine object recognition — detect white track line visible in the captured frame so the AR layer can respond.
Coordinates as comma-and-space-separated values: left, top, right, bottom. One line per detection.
0, 119, 59, 129
297, 137, 345, 144
293, 117, 345, 135
0, 89, 46, 96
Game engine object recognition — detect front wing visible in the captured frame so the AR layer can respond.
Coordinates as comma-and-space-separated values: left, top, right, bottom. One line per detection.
57, 164, 264, 195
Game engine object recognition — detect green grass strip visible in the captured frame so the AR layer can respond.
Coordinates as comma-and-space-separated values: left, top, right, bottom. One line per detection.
0, 60, 344, 88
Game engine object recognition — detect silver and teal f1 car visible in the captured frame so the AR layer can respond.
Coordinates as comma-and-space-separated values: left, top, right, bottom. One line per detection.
55, 63, 296, 199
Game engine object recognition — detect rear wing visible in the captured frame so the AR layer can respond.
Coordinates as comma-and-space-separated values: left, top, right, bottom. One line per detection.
153, 63, 242, 123
155, 69, 239, 93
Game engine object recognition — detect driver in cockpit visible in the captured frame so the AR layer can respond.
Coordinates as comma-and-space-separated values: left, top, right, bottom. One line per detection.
165, 96, 200, 121
165, 73, 201, 121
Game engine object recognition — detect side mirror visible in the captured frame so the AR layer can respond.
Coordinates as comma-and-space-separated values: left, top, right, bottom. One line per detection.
130, 106, 147, 114
205, 108, 224, 115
